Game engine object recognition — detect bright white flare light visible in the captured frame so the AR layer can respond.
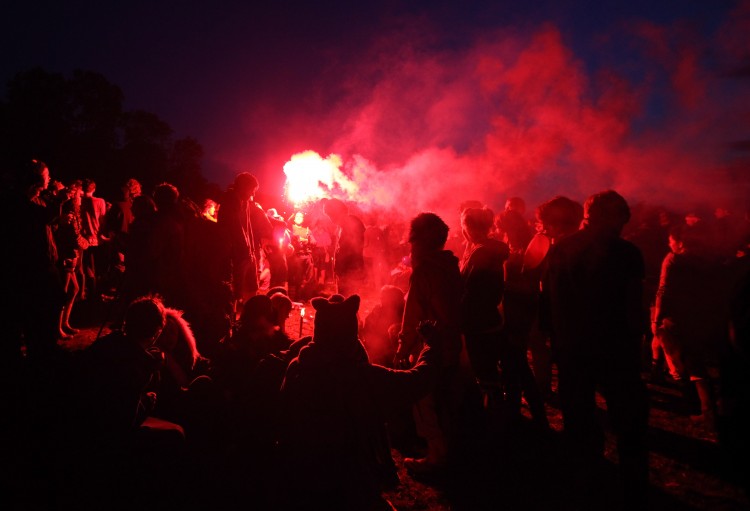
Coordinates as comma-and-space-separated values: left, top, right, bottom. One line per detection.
282, 150, 358, 207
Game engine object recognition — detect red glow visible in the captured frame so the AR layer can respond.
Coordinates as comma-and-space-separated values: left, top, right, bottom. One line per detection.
271, 8, 749, 225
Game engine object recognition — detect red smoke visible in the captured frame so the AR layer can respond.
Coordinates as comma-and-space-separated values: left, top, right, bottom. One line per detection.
278, 4, 750, 228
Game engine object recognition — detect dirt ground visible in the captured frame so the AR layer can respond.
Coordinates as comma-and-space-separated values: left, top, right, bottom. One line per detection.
60, 293, 750, 511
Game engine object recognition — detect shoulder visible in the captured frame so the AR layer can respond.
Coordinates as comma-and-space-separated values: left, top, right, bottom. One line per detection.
615, 237, 645, 263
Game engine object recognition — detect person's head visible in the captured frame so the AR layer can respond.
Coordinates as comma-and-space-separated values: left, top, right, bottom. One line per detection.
379, 284, 405, 311
239, 294, 277, 338
82, 178, 96, 196
66, 179, 84, 202
310, 294, 363, 359
202, 199, 218, 221
132, 194, 157, 220
505, 197, 526, 215
461, 207, 495, 244
458, 200, 483, 215
153, 182, 179, 212
293, 211, 304, 226
31, 159, 50, 182
408, 212, 449, 260
269, 292, 293, 329
123, 178, 142, 201
536, 196, 583, 241
124, 295, 167, 348
583, 190, 631, 237
668, 225, 686, 255
323, 198, 348, 225
233, 172, 259, 201
25, 159, 50, 195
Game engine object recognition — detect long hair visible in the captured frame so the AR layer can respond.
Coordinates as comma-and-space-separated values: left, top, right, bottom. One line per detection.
159, 307, 200, 370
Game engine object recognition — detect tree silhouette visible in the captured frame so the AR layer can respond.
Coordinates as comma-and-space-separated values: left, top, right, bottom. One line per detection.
0, 67, 213, 202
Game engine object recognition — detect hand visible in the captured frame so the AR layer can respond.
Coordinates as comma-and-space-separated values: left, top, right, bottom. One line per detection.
393, 355, 412, 369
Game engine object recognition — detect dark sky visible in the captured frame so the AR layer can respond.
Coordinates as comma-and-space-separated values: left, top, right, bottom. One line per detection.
2, 0, 748, 217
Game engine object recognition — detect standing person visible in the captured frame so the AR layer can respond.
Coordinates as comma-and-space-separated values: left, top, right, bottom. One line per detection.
363, 214, 389, 293
287, 211, 316, 301
80, 178, 109, 301
542, 190, 649, 508
519, 196, 583, 399
217, 172, 272, 320
652, 224, 729, 428
323, 198, 365, 296
151, 182, 187, 307
101, 178, 141, 297
496, 196, 534, 256
264, 208, 292, 291
459, 208, 509, 392
395, 212, 465, 474
55, 180, 88, 339
10, 160, 66, 358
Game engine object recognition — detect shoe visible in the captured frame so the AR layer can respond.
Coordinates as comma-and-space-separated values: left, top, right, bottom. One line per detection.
403, 457, 446, 475
58, 331, 72, 340
63, 325, 80, 334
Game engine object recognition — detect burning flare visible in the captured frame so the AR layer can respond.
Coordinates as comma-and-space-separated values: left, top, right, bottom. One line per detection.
282, 150, 358, 207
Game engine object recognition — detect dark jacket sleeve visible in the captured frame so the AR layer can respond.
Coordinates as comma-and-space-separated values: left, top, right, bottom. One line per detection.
364, 343, 439, 411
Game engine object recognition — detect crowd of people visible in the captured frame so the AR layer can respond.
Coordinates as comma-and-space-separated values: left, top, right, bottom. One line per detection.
2, 159, 749, 510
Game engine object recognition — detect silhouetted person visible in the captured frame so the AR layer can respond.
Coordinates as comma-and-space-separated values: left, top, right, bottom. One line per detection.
277, 294, 441, 510
101, 177, 141, 296
12, 160, 66, 359
719, 251, 750, 495
497, 196, 533, 255
396, 212, 464, 475
287, 211, 317, 300
217, 172, 272, 320
55, 179, 87, 339
264, 207, 292, 290
70, 294, 186, 508
542, 190, 649, 508
80, 178, 109, 300
518, 195, 583, 399
362, 284, 405, 367
152, 182, 186, 307
323, 198, 366, 296
121, 194, 159, 308
459, 208, 509, 387
652, 224, 729, 429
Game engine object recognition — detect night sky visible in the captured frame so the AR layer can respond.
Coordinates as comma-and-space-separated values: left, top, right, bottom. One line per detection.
3, 0, 748, 219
